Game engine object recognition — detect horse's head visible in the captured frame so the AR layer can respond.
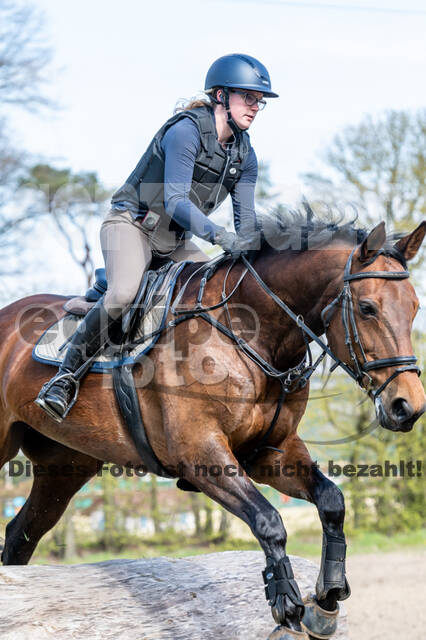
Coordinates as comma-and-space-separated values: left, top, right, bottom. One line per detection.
326, 221, 426, 432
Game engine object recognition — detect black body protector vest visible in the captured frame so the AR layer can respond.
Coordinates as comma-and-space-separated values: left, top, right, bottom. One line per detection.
111, 106, 252, 233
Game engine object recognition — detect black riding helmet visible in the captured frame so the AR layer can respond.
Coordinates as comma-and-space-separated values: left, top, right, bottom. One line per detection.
204, 53, 278, 139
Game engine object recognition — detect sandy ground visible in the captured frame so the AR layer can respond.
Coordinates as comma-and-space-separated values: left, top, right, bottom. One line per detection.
344, 551, 426, 640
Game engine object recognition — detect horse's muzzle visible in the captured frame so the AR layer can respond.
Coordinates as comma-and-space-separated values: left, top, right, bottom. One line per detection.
375, 397, 424, 432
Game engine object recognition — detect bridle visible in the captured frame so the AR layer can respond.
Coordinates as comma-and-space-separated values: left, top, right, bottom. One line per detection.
320, 247, 421, 399
129, 244, 421, 470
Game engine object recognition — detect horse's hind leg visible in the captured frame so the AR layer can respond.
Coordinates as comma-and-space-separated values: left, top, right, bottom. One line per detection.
1, 428, 101, 565
176, 432, 305, 637
251, 435, 350, 639
0, 421, 26, 469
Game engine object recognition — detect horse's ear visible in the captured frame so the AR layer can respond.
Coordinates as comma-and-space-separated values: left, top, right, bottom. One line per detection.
358, 221, 387, 263
394, 221, 426, 261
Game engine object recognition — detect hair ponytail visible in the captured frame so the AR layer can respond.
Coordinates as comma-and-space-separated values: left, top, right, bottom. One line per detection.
174, 89, 220, 113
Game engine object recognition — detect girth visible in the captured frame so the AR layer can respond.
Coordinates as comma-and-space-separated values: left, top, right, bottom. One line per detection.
111, 244, 420, 478
164, 246, 421, 468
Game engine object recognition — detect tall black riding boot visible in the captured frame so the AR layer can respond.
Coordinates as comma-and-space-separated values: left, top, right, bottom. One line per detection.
35, 299, 122, 423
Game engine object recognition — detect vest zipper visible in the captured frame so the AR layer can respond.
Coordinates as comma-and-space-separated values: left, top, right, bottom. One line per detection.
212, 149, 231, 211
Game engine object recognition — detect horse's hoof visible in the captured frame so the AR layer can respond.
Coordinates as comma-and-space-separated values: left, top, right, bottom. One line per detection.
268, 625, 309, 639
301, 594, 339, 639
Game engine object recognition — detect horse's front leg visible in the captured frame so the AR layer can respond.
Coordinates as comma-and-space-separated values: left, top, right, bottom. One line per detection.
175, 431, 308, 639
310, 464, 351, 604
250, 435, 350, 640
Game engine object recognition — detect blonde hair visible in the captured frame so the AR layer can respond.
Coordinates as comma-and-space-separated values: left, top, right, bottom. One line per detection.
174, 89, 219, 114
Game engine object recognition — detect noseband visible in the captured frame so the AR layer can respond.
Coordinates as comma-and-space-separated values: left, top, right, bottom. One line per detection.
168, 248, 421, 402
321, 247, 421, 399
137, 245, 421, 469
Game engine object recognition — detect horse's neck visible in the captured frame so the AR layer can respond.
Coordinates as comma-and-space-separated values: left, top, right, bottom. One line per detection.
284, 247, 347, 330
243, 246, 349, 367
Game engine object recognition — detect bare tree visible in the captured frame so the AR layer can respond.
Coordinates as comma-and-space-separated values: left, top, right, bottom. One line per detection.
303, 109, 426, 233
0, 0, 55, 278
300, 110, 426, 534
0, 117, 34, 281
0, 0, 54, 112
21, 164, 111, 287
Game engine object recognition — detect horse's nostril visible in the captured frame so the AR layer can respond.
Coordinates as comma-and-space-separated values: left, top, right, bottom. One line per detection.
391, 398, 414, 421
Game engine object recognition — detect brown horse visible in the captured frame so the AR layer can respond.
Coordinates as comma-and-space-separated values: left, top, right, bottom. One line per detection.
0, 213, 424, 640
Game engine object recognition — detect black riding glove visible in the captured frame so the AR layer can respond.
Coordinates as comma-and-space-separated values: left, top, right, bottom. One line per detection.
214, 228, 243, 259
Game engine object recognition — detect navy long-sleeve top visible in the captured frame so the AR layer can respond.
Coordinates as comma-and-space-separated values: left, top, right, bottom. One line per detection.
113, 116, 258, 242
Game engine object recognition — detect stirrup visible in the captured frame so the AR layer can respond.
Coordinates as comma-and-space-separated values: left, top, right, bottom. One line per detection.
34, 372, 80, 423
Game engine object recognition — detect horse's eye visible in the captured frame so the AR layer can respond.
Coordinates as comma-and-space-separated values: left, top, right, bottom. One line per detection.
359, 301, 377, 317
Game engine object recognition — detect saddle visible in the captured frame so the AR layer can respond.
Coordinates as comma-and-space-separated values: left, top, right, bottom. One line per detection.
33, 255, 226, 484
34, 259, 188, 371
32, 259, 192, 479
64, 254, 176, 326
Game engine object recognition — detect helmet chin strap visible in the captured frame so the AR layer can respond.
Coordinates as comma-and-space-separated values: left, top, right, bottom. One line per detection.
222, 87, 242, 141
210, 87, 242, 142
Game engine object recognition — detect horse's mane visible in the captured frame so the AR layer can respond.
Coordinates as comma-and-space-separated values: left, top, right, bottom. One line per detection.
256, 200, 407, 267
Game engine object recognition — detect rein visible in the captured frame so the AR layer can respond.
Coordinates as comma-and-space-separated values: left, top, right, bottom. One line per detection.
131, 246, 420, 470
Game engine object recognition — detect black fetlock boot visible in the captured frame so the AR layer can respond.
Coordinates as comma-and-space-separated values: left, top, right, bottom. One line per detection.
35, 299, 122, 423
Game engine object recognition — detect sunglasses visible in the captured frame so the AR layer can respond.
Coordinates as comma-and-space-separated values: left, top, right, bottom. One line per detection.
230, 89, 267, 110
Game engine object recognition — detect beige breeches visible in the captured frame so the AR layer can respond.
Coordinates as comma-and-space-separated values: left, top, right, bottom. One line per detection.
100, 209, 209, 318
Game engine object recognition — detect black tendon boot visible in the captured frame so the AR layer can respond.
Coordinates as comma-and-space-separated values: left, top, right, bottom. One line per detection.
35, 299, 121, 422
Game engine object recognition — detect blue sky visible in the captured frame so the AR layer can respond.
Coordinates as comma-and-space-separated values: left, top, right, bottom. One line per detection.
3, 0, 426, 301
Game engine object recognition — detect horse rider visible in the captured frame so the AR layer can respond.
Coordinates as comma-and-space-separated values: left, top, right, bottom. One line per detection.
35, 53, 279, 422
